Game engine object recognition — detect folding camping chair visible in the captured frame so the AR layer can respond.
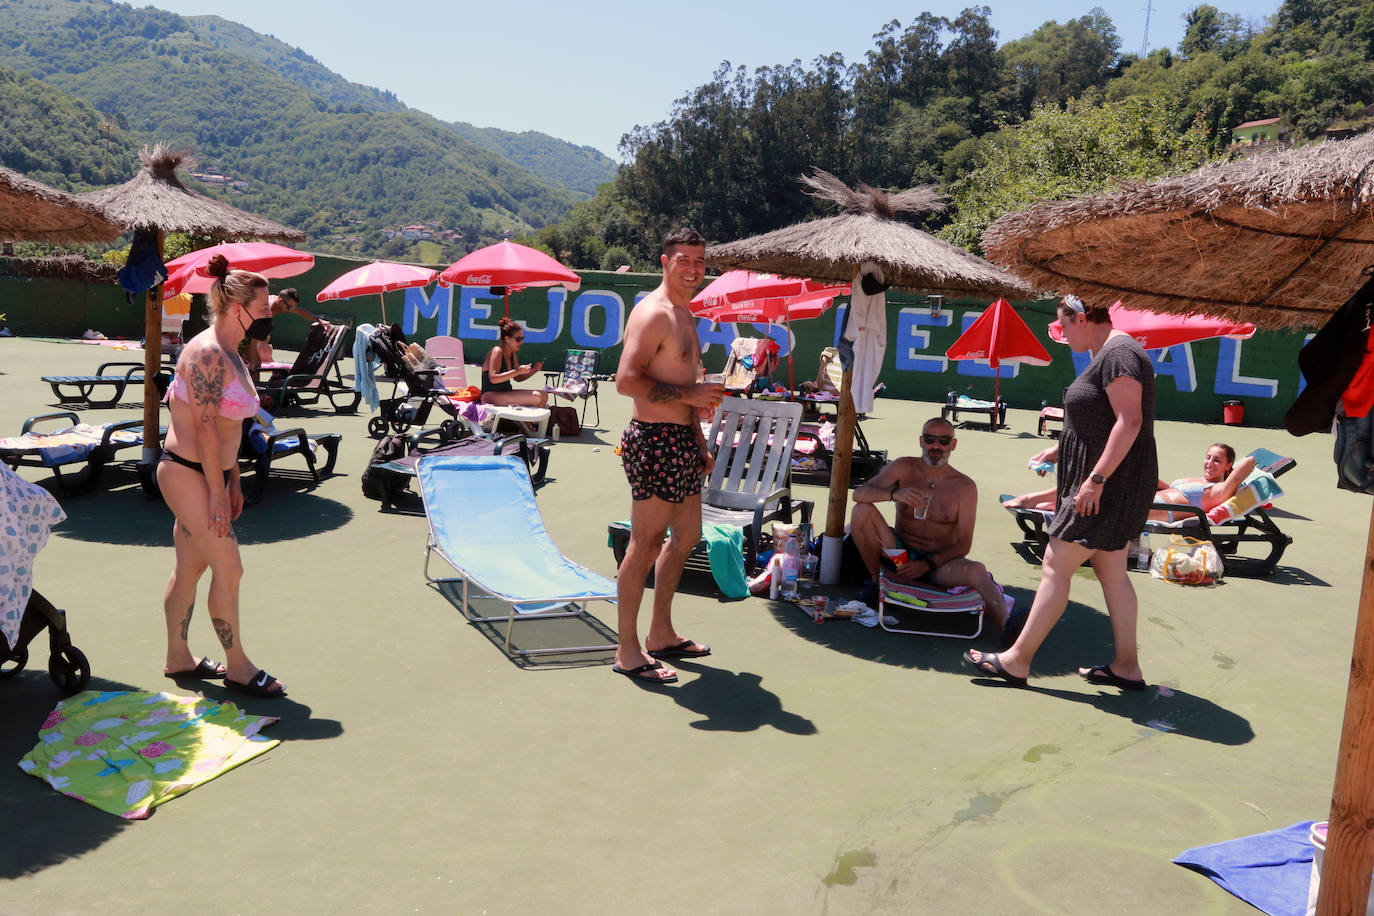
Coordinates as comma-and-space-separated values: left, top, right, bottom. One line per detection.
418, 455, 617, 656
543, 348, 602, 428
258, 320, 362, 415
877, 572, 986, 639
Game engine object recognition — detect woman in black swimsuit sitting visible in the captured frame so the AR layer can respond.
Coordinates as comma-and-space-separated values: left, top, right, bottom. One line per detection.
480, 317, 548, 408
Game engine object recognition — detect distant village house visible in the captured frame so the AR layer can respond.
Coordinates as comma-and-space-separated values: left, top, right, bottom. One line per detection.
1231, 117, 1286, 147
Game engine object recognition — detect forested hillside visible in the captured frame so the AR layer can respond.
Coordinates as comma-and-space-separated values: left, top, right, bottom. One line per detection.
537, 0, 1374, 269
448, 122, 617, 197
0, 0, 611, 260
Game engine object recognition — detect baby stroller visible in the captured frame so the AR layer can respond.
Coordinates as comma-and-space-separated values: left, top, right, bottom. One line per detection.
2, 590, 90, 693
0, 465, 90, 693
365, 325, 466, 439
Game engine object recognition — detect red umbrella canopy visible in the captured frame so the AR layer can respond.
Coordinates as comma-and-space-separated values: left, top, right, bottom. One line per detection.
691, 270, 847, 311
438, 241, 580, 291
1047, 301, 1257, 349
693, 286, 842, 323
316, 261, 437, 301
946, 298, 1052, 369
164, 241, 314, 296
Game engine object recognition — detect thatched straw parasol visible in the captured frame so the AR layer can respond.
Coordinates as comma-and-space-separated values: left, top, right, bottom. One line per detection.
708, 170, 1033, 569
709, 170, 1030, 298
982, 132, 1374, 330
81, 146, 305, 464
0, 166, 122, 243
984, 135, 1374, 914
82, 146, 303, 242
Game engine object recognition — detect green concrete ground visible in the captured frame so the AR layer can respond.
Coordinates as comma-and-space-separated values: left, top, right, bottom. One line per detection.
0, 337, 1362, 914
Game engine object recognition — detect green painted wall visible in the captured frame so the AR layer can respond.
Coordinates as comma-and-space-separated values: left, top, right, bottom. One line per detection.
0, 254, 1312, 429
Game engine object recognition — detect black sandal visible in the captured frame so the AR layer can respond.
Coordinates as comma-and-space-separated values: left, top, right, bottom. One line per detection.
962, 650, 1029, 688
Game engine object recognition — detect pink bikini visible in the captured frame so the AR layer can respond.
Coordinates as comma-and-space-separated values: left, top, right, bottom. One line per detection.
165, 371, 260, 420
161, 365, 262, 475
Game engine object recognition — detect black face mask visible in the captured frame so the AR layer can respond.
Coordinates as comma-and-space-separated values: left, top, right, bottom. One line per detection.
239, 313, 274, 341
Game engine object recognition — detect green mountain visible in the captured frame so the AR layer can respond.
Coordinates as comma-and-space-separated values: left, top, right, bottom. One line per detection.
0, 0, 612, 258
448, 122, 618, 197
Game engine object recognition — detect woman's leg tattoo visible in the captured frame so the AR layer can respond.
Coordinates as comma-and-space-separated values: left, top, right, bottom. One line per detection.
211, 617, 234, 649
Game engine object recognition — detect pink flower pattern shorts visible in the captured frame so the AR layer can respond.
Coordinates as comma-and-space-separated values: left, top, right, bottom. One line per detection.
620, 419, 705, 503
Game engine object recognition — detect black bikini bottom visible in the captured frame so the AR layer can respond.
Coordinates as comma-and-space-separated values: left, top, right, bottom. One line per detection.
160, 449, 233, 476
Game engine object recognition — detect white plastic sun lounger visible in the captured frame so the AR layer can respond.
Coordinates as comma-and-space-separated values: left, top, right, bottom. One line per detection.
417, 454, 616, 656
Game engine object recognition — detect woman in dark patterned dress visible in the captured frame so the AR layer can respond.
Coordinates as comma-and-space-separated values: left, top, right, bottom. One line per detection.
965, 296, 1157, 689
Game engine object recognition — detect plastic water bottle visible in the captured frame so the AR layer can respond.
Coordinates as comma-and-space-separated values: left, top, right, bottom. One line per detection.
1136, 532, 1152, 571
780, 534, 801, 600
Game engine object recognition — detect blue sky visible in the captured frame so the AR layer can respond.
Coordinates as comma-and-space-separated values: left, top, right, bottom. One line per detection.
153, 0, 1284, 159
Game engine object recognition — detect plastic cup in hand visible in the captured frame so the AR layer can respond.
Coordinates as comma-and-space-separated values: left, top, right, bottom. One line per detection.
883, 547, 908, 568
908, 490, 931, 520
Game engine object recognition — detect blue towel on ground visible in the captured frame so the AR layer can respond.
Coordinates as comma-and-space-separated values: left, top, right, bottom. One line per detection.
1173, 820, 1315, 916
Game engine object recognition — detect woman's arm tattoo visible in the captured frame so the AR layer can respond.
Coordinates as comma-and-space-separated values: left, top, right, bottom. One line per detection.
188, 351, 225, 423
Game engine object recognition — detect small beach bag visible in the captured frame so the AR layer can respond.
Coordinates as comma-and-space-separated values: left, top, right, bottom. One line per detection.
1149, 535, 1224, 585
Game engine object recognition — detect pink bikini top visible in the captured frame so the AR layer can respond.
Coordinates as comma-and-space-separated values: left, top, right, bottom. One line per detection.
165, 369, 261, 421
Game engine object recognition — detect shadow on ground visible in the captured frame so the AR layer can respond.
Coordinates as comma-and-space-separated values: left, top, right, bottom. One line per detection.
624, 658, 817, 734
52, 485, 354, 547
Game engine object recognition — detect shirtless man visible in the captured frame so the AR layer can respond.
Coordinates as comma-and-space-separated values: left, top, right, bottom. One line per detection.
612, 228, 726, 684
849, 417, 1008, 625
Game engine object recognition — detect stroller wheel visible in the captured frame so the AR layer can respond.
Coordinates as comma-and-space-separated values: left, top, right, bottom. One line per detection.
0, 645, 28, 677
390, 418, 412, 434
439, 419, 458, 441
367, 417, 389, 439
48, 645, 90, 694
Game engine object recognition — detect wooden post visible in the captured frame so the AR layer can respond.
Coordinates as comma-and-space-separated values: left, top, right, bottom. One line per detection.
823, 368, 857, 539
1316, 498, 1374, 914
141, 229, 164, 466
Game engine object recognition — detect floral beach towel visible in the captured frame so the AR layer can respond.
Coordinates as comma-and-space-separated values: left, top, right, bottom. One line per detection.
19, 690, 279, 819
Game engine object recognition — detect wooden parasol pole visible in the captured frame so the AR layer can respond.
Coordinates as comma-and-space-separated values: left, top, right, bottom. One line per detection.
823, 368, 857, 541
141, 229, 164, 466
1315, 498, 1374, 914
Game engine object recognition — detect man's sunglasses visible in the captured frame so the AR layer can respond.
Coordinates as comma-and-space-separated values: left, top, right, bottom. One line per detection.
922, 434, 953, 445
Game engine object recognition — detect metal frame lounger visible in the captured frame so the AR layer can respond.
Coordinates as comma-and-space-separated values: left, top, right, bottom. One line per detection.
418, 454, 616, 657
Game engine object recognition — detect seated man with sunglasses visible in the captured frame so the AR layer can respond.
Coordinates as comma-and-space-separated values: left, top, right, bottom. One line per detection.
849, 417, 1008, 626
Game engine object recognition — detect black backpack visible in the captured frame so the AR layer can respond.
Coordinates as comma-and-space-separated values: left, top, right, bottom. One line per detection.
360, 434, 409, 500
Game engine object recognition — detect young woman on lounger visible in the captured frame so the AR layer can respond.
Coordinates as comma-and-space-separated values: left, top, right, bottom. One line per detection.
156, 253, 284, 698
480, 317, 548, 408
1003, 443, 1255, 520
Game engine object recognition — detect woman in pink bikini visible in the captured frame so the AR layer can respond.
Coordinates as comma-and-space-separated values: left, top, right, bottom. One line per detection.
157, 253, 284, 698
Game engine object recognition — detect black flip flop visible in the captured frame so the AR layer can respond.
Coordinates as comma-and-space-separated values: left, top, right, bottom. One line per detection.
962, 650, 1029, 688
612, 661, 678, 684
1080, 664, 1147, 692
164, 657, 226, 680
224, 669, 285, 698
647, 639, 711, 660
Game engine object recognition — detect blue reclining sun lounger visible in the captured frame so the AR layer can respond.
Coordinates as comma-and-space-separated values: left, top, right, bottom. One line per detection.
418, 454, 616, 656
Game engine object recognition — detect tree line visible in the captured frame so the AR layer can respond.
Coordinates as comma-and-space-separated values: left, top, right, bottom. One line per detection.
532, 0, 1374, 269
